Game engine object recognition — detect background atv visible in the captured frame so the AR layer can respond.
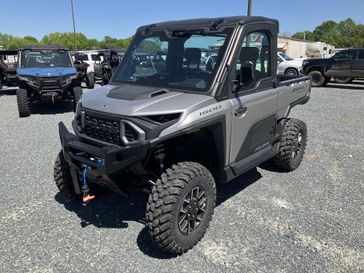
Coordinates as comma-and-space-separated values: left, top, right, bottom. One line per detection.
16, 46, 83, 117
0, 50, 18, 89
72, 52, 95, 89
94, 49, 120, 84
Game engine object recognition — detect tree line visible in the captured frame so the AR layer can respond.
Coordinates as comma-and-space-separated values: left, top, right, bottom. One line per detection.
291, 18, 364, 48
0, 32, 133, 50
2, 18, 363, 51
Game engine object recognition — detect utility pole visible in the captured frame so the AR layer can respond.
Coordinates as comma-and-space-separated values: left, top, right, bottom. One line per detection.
247, 0, 252, 16
70, 0, 77, 50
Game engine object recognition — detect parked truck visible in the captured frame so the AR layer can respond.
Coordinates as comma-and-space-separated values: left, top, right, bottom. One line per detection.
302, 48, 364, 87
54, 16, 311, 254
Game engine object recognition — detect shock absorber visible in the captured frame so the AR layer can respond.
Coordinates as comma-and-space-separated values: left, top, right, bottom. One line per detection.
154, 144, 166, 173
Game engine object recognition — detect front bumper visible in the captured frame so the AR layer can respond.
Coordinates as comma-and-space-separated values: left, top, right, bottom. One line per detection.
59, 122, 150, 177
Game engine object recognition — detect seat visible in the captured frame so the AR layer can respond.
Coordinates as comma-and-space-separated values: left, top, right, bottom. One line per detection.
238, 47, 260, 85
184, 48, 201, 69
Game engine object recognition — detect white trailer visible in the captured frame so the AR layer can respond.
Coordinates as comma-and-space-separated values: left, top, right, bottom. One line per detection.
278, 37, 335, 59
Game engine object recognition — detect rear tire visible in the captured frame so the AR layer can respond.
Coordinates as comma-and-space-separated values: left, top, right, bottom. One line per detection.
146, 162, 216, 254
308, 70, 325, 87
72, 86, 83, 112
272, 118, 307, 172
16, 88, 31, 117
334, 77, 353, 84
86, 73, 95, 89
285, 68, 298, 76
54, 151, 77, 197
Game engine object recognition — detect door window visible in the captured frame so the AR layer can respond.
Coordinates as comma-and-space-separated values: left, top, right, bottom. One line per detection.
334, 50, 354, 60
234, 32, 271, 91
358, 50, 364, 60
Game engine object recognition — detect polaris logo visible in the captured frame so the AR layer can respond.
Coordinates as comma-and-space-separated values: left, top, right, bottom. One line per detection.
200, 105, 222, 116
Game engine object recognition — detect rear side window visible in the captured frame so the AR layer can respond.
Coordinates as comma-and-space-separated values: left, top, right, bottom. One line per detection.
78, 55, 89, 61
358, 50, 364, 60
91, 54, 101, 61
334, 50, 355, 60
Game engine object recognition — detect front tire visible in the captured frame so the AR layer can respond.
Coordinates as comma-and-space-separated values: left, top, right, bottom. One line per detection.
72, 86, 83, 111
54, 151, 77, 197
86, 73, 95, 89
146, 162, 216, 254
285, 68, 298, 76
308, 70, 325, 87
16, 88, 31, 117
272, 118, 307, 172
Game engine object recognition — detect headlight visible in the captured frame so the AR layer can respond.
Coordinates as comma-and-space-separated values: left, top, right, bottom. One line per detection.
302, 60, 309, 66
62, 74, 77, 83
18, 75, 35, 82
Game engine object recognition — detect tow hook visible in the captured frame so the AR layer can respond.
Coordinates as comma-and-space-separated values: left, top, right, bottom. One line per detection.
82, 167, 96, 204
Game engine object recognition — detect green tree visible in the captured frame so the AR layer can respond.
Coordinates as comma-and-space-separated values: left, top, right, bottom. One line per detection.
291, 31, 316, 41
292, 18, 364, 48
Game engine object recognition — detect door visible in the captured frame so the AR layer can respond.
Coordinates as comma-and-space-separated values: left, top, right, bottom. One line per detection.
351, 50, 364, 78
229, 31, 278, 174
326, 50, 355, 77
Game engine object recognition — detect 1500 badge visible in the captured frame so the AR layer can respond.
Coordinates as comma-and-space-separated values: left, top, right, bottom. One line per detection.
200, 105, 222, 116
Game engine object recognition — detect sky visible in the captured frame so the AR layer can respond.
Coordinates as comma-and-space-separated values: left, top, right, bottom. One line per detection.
1, 0, 363, 40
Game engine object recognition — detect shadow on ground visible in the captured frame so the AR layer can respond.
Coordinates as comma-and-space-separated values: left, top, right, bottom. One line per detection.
31, 101, 74, 115
326, 82, 364, 90
0, 88, 17, 96
55, 168, 263, 259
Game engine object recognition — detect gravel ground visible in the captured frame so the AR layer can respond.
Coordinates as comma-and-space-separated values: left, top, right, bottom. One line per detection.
0, 81, 363, 273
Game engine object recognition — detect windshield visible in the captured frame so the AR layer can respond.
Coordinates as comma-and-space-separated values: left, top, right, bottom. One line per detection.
112, 30, 232, 92
280, 53, 294, 61
20, 50, 72, 68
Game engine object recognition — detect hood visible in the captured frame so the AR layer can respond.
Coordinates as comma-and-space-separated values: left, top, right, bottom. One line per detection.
17, 67, 77, 77
80, 84, 214, 116
303, 58, 330, 65
284, 59, 303, 66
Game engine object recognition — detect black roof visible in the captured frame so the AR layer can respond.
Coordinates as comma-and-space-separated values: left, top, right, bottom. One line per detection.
138, 16, 278, 32
0, 50, 18, 55
18, 45, 69, 51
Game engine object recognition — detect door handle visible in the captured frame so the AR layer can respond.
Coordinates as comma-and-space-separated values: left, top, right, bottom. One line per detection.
234, 105, 247, 117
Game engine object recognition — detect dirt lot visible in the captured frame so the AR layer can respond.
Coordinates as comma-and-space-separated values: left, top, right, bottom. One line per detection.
0, 81, 363, 273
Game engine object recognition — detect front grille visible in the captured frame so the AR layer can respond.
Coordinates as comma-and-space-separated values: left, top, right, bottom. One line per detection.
84, 114, 123, 145
77, 111, 144, 146
40, 77, 61, 89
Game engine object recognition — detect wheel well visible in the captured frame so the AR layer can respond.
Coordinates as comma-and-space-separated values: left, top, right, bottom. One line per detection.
307, 66, 323, 74
154, 123, 225, 183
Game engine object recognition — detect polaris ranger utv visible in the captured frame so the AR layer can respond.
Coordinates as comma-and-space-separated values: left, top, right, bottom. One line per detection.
54, 16, 311, 254
16, 46, 82, 117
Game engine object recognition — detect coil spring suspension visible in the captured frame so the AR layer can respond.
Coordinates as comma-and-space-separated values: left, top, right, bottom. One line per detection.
154, 144, 166, 173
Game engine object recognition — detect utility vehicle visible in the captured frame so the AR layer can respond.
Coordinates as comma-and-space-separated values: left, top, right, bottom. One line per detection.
16, 46, 82, 117
94, 49, 121, 84
0, 50, 18, 89
72, 52, 95, 89
54, 16, 311, 254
